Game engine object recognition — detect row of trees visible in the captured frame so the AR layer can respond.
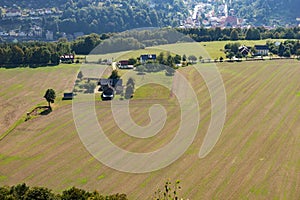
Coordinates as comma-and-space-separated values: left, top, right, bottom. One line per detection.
0, 183, 127, 200
178, 27, 300, 42
268, 40, 300, 58
0, 40, 71, 67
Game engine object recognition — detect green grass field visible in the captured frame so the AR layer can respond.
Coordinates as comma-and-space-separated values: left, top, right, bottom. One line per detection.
0, 41, 300, 199
82, 39, 287, 63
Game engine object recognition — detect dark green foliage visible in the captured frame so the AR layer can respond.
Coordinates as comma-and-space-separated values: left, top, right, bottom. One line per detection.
173, 55, 181, 64
44, 88, 56, 108
61, 187, 90, 200
10, 183, 29, 199
268, 40, 300, 57
177, 27, 299, 42
230, 29, 239, 41
230, 0, 299, 26
109, 70, 120, 80
24, 187, 57, 200
0, 184, 128, 200
224, 43, 241, 55
245, 28, 261, 40
128, 58, 137, 65
1, 0, 188, 35
0, 41, 71, 67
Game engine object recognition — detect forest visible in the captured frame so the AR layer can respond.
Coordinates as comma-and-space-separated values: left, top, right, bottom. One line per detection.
0, 0, 188, 35
230, 0, 300, 26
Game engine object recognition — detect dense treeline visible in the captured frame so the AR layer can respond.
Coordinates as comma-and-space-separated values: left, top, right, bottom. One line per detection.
56, 0, 187, 34
0, 183, 127, 200
0, 40, 71, 67
177, 27, 300, 42
268, 40, 300, 57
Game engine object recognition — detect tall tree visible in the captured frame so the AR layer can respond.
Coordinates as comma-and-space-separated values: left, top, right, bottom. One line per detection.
10, 45, 24, 64
230, 29, 239, 40
44, 89, 56, 109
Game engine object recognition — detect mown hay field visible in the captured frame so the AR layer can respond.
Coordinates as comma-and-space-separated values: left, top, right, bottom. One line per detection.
0, 55, 300, 199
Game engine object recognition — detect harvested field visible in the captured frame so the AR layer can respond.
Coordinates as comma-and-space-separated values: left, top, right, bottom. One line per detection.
0, 60, 300, 199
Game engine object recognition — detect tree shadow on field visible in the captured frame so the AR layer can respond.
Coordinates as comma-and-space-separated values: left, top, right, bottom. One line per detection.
25, 106, 52, 121
40, 107, 52, 115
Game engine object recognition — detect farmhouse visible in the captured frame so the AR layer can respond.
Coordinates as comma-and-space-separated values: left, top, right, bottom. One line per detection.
238, 45, 250, 56
254, 45, 269, 56
98, 78, 123, 93
140, 54, 156, 63
118, 60, 134, 69
60, 54, 74, 63
101, 87, 114, 100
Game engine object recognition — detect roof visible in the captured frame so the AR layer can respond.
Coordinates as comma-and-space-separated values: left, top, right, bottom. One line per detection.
254, 45, 269, 50
99, 78, 122, 87
140, 54, 157, 60
239, 45, 250, 54
60, 54, 74, 59
63, 92, 73, 100
99, 79, 113, 86
119, 60, 129, 65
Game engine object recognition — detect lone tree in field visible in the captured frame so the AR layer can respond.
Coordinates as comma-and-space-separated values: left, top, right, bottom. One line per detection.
44, 89, 56, 109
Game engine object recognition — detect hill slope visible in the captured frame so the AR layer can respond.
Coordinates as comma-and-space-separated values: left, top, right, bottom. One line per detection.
230, 0, 299, 25
0, 0, 188, 34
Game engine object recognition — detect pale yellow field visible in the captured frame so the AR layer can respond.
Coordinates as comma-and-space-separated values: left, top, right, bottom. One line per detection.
0, 59, 300, 199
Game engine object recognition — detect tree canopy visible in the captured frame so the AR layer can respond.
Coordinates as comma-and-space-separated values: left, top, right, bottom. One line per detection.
44, 88, 56, 108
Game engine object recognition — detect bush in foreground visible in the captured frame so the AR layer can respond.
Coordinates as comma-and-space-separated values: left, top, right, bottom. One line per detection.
0, 184, 128, 200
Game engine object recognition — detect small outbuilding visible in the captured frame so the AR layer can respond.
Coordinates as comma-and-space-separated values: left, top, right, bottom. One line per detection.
62, 92, 74, 100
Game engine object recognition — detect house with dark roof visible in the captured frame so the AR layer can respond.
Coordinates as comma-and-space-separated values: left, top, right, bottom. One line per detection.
98, 78, 123, 94
238, 45, 250, 56
101, 87, 114, 100
140, 54, 156, 63
60, 54, 74, 63
254, 45, 269, 56
118, 60, 134, 69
